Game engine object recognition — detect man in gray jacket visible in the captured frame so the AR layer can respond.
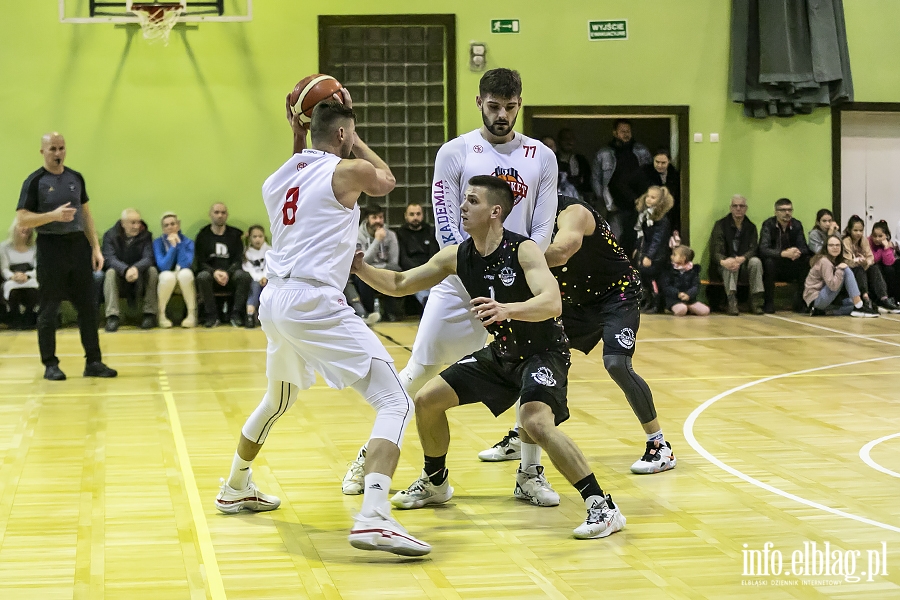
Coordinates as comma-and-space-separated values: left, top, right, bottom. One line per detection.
355, 205, 402, 320
591, 119, 651, 256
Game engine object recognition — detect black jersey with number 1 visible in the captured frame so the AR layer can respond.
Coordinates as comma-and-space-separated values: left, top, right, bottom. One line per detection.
550, 195, 641, 305
455, 229, 568, 361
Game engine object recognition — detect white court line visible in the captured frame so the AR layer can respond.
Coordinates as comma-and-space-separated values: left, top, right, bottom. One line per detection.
880, 315, 900, 324
3, 332, 900, 361
860, 433, 900, 479
158, 370, 227, 600
767, 314, 900, 349
684, 354, 900, 534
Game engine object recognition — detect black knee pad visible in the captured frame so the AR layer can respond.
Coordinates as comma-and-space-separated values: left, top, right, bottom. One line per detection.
603, 354, 630, 378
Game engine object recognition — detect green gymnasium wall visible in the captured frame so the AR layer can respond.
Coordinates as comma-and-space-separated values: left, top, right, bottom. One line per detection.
2, 1, 899, 272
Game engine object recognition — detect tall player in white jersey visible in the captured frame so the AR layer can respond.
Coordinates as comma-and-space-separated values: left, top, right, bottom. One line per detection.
214, 93, 430, 557
341, 68, 559, 495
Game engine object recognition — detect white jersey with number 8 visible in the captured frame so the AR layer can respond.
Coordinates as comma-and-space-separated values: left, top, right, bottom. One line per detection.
262, 149, 355, 290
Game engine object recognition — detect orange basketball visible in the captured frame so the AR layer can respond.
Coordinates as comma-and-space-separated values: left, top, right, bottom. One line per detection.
288, 74, 343, 124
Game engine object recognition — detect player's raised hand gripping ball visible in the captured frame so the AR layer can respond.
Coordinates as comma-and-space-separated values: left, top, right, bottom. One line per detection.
288, 74, 344, 124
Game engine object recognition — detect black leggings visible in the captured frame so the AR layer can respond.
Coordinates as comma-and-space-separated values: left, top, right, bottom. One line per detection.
851, 265, 887, 300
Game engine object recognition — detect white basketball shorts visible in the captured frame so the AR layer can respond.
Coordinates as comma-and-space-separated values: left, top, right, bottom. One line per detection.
259, 278, 393, 390
410, 275, 488, 366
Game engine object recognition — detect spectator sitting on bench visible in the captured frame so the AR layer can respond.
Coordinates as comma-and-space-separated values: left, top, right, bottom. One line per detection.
842, 215, 900, 314
194, 202, 252, 328
396, 202, 438, 309
870, 220, 900, 301
154, 211, 196, 328
355, 205, 401, 321
101, 209, 158, 331
758, 198, 810, 313
1, 220, 39, 330
709, 194, 763, 315
807, 208, 840, 255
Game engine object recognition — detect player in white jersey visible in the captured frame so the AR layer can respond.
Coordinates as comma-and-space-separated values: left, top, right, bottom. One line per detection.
341, 68, 559, 495
214, 93, 430, 557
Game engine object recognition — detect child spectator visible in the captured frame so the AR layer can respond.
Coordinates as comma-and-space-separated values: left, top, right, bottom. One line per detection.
807, 208, 839, 254
869, 220, 900, 300
242, 225, 271, 329
842, 215, 900, 313
633, 185, 674, 313
804, 234, 873, 317
1, 221, 39, 329
661, 245, 709, 316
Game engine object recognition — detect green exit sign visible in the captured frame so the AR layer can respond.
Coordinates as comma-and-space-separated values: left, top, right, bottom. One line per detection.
491, 19, 520, 34
588, 19, 628, 40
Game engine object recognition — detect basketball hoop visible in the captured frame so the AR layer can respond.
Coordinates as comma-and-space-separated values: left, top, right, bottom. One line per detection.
126, 1, 186, 45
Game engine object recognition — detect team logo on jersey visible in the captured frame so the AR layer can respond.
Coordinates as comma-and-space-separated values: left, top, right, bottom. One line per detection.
296, 162, 308, 170
499, 266, 516, 286
492, 167, 528, 204
69, 183, 77, 193
615, 327, 636, 349
473, 145, 483, 153
531, 367, 556, 387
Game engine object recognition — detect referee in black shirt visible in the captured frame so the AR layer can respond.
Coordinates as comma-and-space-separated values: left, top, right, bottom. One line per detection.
15, 132, 117, 381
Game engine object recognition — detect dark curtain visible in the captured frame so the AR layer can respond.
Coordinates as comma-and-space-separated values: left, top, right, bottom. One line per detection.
731, 0, 853, 118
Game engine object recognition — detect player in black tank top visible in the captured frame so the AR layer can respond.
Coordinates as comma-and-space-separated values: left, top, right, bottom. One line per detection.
456, 229, 568, 361
483, 195, 676, 476
352, 177, 626, 540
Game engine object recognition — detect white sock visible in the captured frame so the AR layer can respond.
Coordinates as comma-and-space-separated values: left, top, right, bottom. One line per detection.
520, 441, 542, 469
514, 401, 521, 431
361, 473, 391, 517
854, 300, 863, 309
647, 430, 664, 444
227, 452, 253, 490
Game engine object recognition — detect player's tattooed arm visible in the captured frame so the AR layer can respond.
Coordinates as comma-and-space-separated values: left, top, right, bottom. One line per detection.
351, 244, 458, 297
545, 204, 594, 268
472, 240, 561, 325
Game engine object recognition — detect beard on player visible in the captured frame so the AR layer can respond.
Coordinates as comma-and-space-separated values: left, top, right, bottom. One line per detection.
482, 110, 517, 137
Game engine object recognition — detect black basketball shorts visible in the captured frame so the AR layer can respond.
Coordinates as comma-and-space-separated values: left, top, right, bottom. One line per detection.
439, 344, 571, 426
561, 291, 641, 357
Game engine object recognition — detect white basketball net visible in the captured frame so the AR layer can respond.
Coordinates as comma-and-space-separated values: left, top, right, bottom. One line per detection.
127, 1, 186, 45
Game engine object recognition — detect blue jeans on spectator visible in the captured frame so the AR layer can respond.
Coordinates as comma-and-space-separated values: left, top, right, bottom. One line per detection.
812, 270, 860, 315
248, 280, 264, 310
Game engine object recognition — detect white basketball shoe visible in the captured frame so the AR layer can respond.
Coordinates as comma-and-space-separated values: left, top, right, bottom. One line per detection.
215, 472, 281, 514
391, 470, 454, 509
630, 441, 676, 474
342, 445, 367, 495
477, 429, 521, 461
349, 506, 431, 556
573, 494, 626, 540
514, 465, 560, 507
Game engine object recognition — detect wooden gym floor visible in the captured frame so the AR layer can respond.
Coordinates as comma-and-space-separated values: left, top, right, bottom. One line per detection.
1, 313, 899, 599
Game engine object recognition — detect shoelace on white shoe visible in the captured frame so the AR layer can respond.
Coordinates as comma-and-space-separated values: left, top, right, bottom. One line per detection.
585, 499, 611, 525
346, 459, 364, 479
372, 506, 408, 533
405, 477, 430, 495
493, 431, 518, 449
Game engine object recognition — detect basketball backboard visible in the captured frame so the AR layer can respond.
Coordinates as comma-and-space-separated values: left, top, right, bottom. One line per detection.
59, 0, 252, 23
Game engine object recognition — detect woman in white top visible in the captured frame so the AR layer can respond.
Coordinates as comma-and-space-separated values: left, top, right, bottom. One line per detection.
1, 221, 39, 329
242, 225, 271, 328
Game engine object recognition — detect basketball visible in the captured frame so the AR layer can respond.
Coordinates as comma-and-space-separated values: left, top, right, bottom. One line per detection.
288, 74, 343, 124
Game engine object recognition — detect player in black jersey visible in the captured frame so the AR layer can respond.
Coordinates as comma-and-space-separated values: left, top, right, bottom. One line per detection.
352, 176, 626, 540
482, 195, 676, 475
